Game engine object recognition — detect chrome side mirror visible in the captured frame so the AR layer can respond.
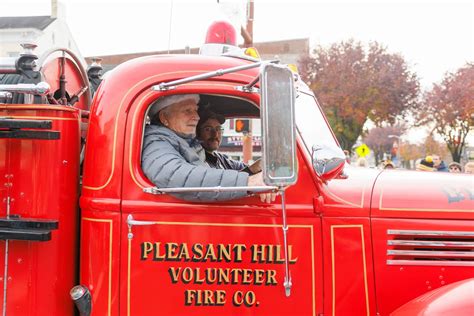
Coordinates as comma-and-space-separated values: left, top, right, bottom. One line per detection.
312, 144, 346, 181
260, 63, 297, 187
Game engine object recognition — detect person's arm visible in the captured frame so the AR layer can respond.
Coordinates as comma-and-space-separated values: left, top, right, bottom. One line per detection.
219, 153, 261, 175
142, 134, 249, 202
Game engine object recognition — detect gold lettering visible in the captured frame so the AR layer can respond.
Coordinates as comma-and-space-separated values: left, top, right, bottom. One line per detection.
192, 243, 204, 261
206, 268, 217, 284
289, 245, 298, 263
204, 290, 214, 305
254, 269, 264, 285
251, 244, 266, 263
218, 244, 232, 262
231, 268, 241, 284
154, 242, 166, 260
195, 268, 205, 284
218, 268, 230, 284
184, 290, 196, 306
165, 243, 179, 260
275, 245, 284, 263
242, 269, 252, 284
268, 244, 274, 263
182, 267, 193, 283
141, 242, 153, 260
203, 244, 217, 261
233, 244, 246, 262
177, 243, 190, 261
216, 290, 226, 305
185, 289, 227, 306
168, 267, 180, 283
266, 270, 277, 285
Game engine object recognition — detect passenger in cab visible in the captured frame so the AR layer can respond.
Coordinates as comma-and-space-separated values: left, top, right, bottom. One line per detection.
142, 94, 275, 203
196, 107, 261, 174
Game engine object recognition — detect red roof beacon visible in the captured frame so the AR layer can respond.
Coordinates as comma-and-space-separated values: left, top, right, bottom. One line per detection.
200, 20, 239, 56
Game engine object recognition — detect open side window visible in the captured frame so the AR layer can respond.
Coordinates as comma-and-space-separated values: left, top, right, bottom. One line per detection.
140, 93, 274, 202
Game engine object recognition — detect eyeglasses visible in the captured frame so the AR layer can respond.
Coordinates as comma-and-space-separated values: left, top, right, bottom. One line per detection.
201, 126, 224, 133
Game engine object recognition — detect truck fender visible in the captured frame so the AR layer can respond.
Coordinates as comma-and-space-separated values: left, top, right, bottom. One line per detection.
390, 278, 474, 316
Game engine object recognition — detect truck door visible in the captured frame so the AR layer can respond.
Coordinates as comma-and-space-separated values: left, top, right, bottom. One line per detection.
119, 90, 323, 316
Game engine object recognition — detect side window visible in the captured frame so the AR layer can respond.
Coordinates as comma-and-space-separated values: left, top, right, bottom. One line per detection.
140, 93, 261, 189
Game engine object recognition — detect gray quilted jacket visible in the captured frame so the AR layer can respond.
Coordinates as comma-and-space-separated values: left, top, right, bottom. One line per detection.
142, 125, 249, 201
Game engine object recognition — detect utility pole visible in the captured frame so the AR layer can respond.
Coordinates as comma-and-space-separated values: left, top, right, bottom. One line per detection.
241, 0, 254, 163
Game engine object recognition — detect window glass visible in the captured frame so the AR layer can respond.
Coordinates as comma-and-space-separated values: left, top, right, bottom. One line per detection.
295, 92, 339, 153
219, 117, 262, 164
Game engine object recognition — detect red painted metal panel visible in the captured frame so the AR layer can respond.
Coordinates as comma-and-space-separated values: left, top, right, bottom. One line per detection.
371, 218, 474, 315
120, 212, 321, 316
322, 218, 376, 316
391, 278, 474, 316
0, 105, 80, 315
80, 210, 121, 316
372, 169, 474, 220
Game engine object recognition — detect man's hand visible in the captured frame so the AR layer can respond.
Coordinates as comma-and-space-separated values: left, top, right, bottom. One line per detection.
247, 172, 277, 203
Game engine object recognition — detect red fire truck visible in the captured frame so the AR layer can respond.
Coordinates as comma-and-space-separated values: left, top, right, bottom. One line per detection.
0, 25, 473, 316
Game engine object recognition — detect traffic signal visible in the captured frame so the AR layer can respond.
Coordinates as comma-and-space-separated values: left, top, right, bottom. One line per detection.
235, 119, 249, 133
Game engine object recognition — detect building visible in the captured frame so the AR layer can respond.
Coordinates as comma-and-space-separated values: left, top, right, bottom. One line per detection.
0, 1, 85, 66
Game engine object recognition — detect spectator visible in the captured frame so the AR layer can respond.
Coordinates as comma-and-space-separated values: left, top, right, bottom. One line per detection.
383, 160, 395, 169
356, 157, 368, 167
343, 150, 351, 164
464, 162, 474, 174
416, 156, 435, 171
432, 154, 448, 172
448, 162, 462, 173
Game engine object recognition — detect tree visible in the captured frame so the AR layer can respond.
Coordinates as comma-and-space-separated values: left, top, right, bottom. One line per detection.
299, 40, 419, 151
363, 125, 404, 165
416, 63, 474, 162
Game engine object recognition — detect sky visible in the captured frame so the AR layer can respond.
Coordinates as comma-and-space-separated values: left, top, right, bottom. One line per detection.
1, 0, 472, 89
1, 0, 473, 144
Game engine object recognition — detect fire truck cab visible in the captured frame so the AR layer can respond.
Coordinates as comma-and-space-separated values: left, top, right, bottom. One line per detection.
0, 33, 473, 316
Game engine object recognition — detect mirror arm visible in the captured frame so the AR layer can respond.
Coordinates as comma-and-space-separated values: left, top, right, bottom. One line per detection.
279, 188, 292, 297
236, 75, 260, 93
153, 60, 279, 91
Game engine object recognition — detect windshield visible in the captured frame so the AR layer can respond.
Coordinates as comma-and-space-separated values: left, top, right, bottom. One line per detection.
295, 92, 339, 153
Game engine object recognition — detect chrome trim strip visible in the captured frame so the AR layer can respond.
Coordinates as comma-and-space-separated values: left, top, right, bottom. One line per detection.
387, 230, 474, 237
387, 260, 474, 267
387, 250, 474, 257
144, 185, 278, 194
388, 240, 474, 247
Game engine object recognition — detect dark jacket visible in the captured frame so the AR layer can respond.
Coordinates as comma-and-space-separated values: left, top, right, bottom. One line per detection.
204, 151, 253, 174
142, 125, 249, 201
436, 161, 449, 172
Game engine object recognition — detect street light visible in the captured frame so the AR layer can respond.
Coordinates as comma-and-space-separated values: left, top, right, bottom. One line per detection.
388, 135, 401, 168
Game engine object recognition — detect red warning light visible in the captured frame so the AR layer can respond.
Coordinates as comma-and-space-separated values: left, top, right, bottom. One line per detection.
205, 20, 237, 45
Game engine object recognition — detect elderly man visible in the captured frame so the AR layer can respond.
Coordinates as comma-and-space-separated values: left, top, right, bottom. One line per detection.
196, 107, 261, 174
142, 94, 274, 203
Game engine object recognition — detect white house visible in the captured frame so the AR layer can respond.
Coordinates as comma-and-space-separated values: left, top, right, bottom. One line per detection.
0, 1, 85, 66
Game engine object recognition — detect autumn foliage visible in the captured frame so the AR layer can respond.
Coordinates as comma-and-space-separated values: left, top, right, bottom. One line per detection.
299, 40, 419, 151
416, 63, 474, 162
